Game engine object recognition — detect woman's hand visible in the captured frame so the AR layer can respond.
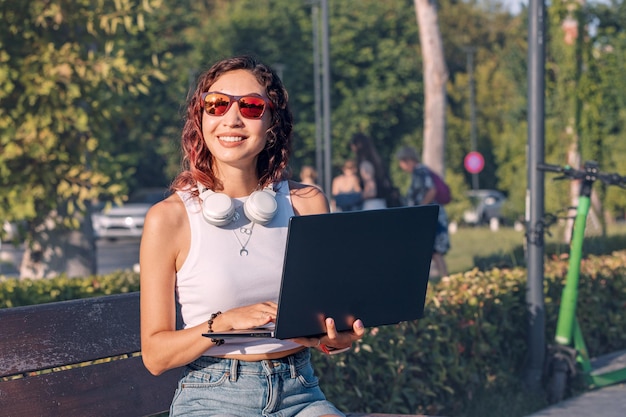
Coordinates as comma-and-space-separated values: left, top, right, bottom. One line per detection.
293, 318, 365, 353
216, 302, 277, 331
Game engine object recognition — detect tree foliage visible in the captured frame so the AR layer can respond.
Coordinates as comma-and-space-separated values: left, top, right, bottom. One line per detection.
0, 0, 170, 236
1, 0, 626, 275
0, 0, 180, 276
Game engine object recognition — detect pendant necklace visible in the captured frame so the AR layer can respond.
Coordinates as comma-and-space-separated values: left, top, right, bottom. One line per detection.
233, 222, 255, 256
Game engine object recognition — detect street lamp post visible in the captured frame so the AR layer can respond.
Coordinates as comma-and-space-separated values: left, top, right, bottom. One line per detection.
306, 0, 331, 193
312, 4, 323, 185
525, 0, 547, 392
465, 46, 479, 190
320, 0, 331, 194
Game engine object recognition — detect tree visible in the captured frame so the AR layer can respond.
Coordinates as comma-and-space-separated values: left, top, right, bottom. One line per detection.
543, 0, 626, 237
414, 0, 448, 177
329, 1, 423, 174
3, 0, 625, 279
586, 0, 626, 221
0, 0, 168, 277
191, 0, 426, 186
441, 1, 526, 194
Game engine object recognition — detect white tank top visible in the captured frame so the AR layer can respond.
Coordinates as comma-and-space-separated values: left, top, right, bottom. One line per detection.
175, 181, 301, 356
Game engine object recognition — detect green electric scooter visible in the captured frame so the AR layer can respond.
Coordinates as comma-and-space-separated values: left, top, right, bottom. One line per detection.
538, 161, 626, 403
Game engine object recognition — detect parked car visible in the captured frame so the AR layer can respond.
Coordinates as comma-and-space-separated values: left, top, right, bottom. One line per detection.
462, 189, 507, 225
91, 188, 169, 240
2, 221, 20, 241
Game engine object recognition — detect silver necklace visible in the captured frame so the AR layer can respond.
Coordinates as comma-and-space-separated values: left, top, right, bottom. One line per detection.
233, 222, 255, 256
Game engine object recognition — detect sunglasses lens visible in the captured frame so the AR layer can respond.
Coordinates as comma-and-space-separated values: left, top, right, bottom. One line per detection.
203, 93, 268, 119
238, 97, 267, 119
204, 93, 231, 116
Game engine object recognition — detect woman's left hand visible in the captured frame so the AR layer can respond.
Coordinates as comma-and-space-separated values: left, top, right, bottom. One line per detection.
293, 317, 365, 353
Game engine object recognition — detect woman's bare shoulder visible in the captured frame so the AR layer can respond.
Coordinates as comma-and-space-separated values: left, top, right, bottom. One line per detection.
288, 180, 329, 216
144, 192, 188, 233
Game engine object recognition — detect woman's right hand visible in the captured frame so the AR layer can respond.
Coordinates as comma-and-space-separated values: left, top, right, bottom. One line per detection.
216, 301, 278, 331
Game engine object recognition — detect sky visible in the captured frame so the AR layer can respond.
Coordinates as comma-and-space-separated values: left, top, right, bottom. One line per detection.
464, 0, 612, 21
497, 0, 528, 14
510, 0, 528, 14
498, 0, 611, 15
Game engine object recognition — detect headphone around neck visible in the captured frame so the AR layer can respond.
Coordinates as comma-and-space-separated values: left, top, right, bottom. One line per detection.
197, 183, 278, 227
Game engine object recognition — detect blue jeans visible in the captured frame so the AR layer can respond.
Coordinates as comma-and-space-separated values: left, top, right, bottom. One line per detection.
169, 349, 344, 417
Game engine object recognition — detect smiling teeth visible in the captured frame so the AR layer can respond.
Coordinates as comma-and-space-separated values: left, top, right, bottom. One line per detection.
220, 136, 244, 142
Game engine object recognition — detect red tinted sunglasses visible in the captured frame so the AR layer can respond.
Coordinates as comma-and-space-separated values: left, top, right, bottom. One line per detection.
201, 92, 272, 120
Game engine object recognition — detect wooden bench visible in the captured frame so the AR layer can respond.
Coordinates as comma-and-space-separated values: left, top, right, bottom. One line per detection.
0, 292, 425, 417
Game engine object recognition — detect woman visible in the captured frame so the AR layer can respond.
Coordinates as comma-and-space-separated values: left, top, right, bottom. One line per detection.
349, 133, 392, 210
140, 55, 364, 416
331, 159, 362, 212
299, 165, 321, 189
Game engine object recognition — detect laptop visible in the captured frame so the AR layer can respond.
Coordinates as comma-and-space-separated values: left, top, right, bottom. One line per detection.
203, 204, 439, 340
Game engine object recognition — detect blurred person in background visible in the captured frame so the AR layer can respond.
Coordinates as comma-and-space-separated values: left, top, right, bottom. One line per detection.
349, 133, 394, 210
299, 165, 321, 190
396, 145, 450, 278
331, 159, 362, 212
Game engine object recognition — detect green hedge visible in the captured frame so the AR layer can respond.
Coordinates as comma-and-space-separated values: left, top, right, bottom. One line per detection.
0, 271, 140, 308
2, 251, 625, 416
312, 250, 626, 416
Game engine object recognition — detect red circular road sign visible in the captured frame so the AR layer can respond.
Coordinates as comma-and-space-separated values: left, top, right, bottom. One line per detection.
464, 151, 485, 174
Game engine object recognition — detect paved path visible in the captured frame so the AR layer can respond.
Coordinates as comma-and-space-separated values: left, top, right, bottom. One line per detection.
0, 238, 140, 277
526, 383, 626, 417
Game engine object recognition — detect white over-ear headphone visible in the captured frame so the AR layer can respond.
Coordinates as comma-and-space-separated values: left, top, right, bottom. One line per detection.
198, 183, 278, 227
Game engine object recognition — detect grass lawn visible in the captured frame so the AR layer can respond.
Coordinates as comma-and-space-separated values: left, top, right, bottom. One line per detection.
445, 221, 626, 276
447, 226, 525, 274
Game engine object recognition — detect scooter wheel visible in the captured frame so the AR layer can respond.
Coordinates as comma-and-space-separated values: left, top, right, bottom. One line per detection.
547, 357, 568, 404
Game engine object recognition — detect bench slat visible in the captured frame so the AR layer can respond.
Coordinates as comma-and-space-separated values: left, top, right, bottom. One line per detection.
0, 293, 426, 417
0, 356, 180, 417
347, 415, 430, 417
0, 293, 143, 376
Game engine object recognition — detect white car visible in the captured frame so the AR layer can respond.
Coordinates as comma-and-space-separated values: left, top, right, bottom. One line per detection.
2, 221, 20, 241
462, 189, 507, 225
92, 188, 169, 240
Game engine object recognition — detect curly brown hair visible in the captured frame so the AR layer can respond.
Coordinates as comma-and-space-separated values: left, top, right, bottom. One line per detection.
171, 55, 293, 194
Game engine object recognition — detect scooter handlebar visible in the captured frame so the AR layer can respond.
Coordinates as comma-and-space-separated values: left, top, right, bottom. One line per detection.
537, 163, 564, 173
538, 161, 626, 186
599, 172, 626, 187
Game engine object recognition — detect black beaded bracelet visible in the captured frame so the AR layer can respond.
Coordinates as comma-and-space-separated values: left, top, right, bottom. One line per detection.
207, 311, 225, 346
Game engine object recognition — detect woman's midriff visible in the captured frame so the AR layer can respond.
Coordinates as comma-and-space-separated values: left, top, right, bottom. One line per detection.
210, 345, 306, 362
